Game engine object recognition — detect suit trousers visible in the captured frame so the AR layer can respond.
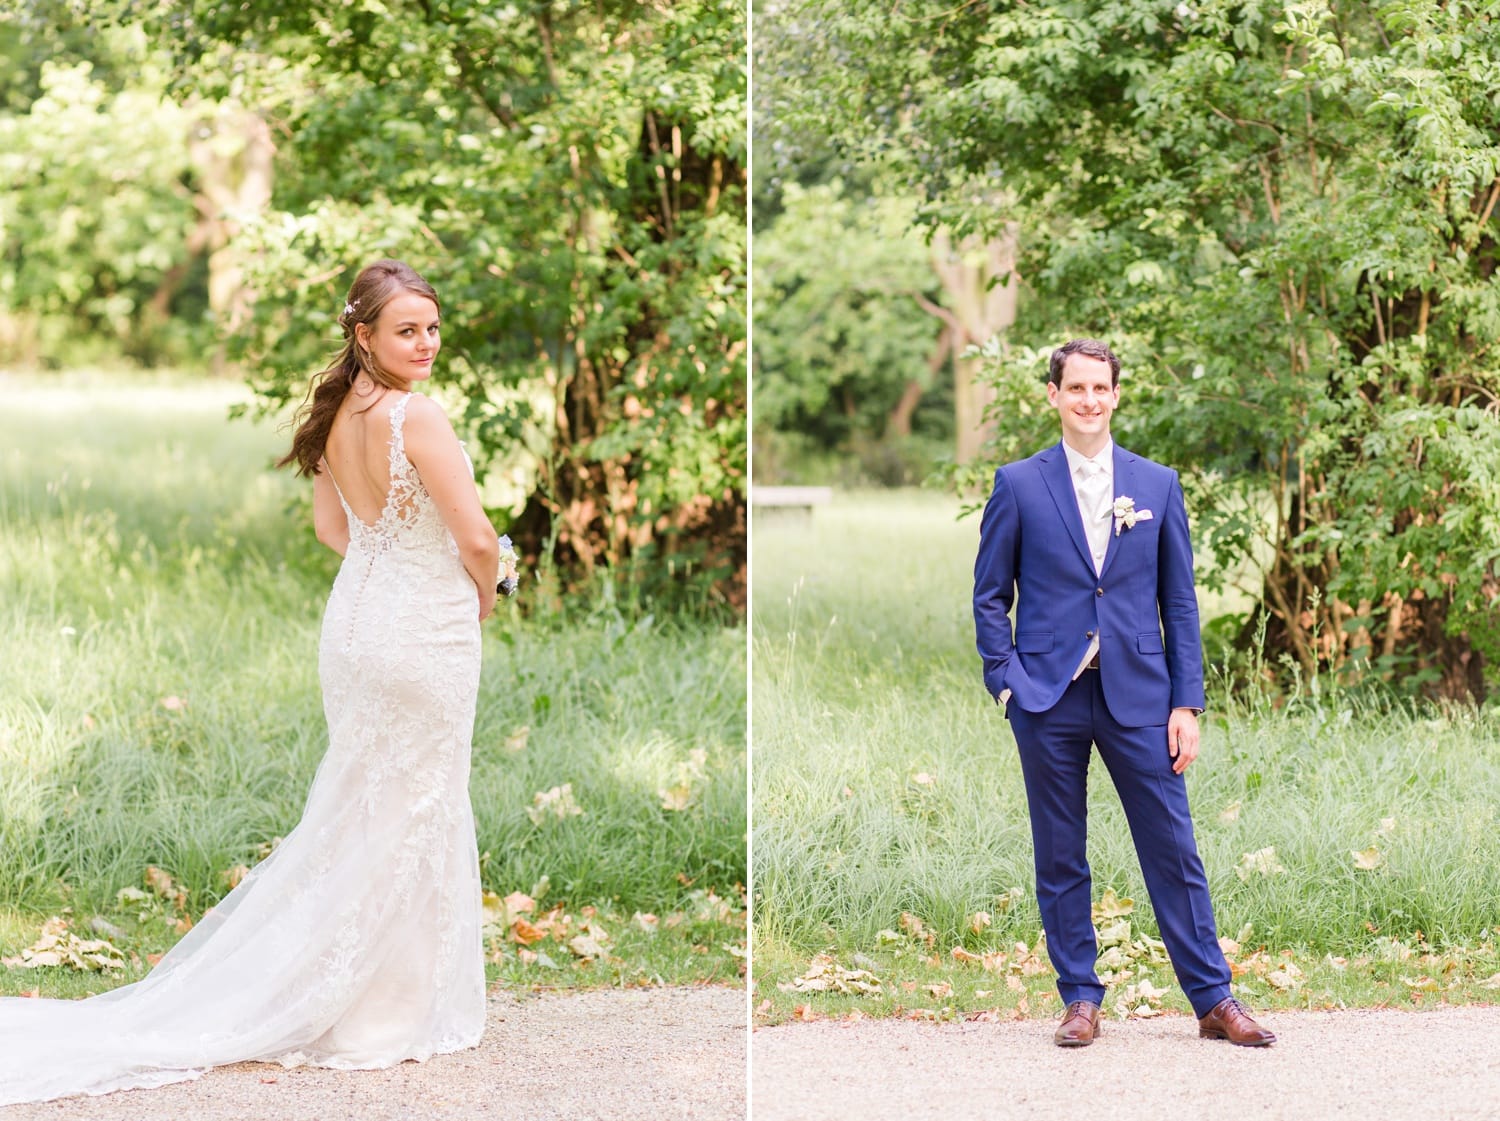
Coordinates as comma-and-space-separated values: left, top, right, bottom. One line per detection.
1007, 670, 1232, 1017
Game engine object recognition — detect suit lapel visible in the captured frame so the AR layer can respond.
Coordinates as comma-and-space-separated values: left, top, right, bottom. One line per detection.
1039, 443, 1097, 576
1099, 444, 1136, 579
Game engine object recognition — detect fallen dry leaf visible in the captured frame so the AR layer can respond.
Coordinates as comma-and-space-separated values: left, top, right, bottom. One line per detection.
1113, 978, 1169, 1019
778, 954, 883, 996
632, 911, 659, 933
1266, 962, 1303, 990
950, 946, 1008, 973
510, 919, 546, 946
1091, 888, 1134, 923
1352, 846, 1384, 871
568, 932, 608, 960
526, 783, 584, 825
898, 912, 936, 949
505, 890, 536, 914
0, 917, 126, 973
993, 887, 1025, 913
1236, 846, 1287, 881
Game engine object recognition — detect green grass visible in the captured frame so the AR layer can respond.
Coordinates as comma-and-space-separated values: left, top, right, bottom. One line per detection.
0, 372, 745, 997
751, 489, 1500, 1021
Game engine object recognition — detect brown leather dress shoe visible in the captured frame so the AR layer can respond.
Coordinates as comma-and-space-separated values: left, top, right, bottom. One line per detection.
1198, 997, 1276, 1046
1054, 1000, 1102, 1047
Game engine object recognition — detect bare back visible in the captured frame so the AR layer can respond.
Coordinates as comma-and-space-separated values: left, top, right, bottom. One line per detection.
323, 388, 404, 526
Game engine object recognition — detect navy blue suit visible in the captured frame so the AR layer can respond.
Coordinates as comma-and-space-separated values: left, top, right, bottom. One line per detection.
973, 441, 1231, 1016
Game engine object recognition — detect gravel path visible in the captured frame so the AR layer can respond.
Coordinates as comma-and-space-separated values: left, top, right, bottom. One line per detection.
751, 1005, 1500, 1120
3, 986, 746, 1120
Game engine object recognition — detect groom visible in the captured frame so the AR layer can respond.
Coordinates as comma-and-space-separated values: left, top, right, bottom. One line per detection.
972, 339, 1274, 1048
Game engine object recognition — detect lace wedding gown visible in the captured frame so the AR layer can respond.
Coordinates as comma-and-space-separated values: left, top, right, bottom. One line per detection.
0, 392, 486, 1105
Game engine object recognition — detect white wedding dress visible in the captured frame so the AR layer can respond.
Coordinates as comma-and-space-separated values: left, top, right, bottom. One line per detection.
0, 392, 486, 1105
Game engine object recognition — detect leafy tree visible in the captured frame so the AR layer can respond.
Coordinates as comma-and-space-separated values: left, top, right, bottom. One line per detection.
766, 0, 1500, 700
166, 0, 748, 610
752, 179, 950, 480
754, 0, 1019, 470
0, 21, 201, 365
0, 0, 746, 611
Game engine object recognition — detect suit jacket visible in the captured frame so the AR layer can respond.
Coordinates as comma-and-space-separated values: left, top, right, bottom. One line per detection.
973, 441, 1205, 728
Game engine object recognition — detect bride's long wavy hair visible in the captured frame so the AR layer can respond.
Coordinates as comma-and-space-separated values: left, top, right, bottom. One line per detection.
278, 259, 441, 477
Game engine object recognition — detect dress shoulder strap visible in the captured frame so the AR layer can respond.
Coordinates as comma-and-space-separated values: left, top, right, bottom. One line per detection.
388, 392, 415, 462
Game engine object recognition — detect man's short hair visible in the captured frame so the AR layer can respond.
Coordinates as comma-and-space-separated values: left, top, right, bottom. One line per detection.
1048, 339, 1121, 387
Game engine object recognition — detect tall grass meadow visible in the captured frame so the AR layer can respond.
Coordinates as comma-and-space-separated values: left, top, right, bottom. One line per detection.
0, 374, 745, 992
752, 491, 1500, 990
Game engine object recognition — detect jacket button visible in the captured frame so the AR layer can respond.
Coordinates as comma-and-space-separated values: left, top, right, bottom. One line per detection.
1086, 630, 1095, 638
1096, 587, 1104, 596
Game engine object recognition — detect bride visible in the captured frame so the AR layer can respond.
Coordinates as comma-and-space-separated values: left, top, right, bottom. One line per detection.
0, 259, 512, 1105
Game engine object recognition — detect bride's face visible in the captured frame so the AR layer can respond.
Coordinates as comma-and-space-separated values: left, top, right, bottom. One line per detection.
357, 292, 441, 386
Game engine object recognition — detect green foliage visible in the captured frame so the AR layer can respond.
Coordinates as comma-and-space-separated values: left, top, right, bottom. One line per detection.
0, 24, 202, 365
766, 0, 1500, 698
141, 0, 748, 609
0, 1, 748, 609
752, 180, 951, 471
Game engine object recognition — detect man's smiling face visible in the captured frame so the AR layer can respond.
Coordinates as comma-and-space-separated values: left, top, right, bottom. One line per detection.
1048, 352, 1119, 450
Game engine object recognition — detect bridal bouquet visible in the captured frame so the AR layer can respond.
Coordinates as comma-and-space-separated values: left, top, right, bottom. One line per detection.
497, 535, 520, 596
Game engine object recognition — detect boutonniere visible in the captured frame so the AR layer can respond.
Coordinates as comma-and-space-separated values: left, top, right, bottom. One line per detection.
1112, 496, 1154, 536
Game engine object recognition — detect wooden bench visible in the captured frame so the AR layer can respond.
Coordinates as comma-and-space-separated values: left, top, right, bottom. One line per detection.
750, 485, 833, 521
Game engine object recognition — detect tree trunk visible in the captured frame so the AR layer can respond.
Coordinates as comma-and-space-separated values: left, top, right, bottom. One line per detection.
928, 224, 1018, 463
189, 107, 274, 366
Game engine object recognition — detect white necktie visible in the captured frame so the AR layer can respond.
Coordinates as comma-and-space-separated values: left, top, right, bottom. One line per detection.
1071, 457, 1110, 681
1075, 459, 1111, 576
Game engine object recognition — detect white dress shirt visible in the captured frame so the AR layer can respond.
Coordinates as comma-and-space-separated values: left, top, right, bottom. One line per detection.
1062, 439, 1114, 679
